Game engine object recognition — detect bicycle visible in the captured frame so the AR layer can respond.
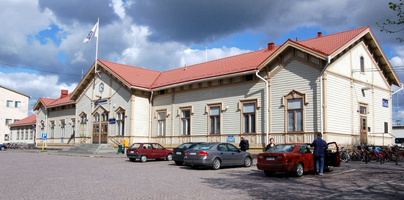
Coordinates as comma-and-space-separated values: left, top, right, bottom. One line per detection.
340, 147, 350, 162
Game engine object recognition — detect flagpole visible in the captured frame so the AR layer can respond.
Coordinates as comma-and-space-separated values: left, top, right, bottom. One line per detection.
95, 17, 99, 74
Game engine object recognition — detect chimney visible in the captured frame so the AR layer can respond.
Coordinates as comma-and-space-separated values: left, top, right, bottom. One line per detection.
267, 42, 275, 51
60, 90, 68, 98
296, 37, 299, 41
317, 32, 322, 37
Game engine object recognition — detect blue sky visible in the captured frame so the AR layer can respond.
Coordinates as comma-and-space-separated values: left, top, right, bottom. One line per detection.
0, 0, 404, 122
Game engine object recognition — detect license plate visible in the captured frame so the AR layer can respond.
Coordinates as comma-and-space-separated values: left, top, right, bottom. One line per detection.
189, 152, 196, 155
130, 151, 134, 154
266, 157, 275, 160
176, 152, 182, 155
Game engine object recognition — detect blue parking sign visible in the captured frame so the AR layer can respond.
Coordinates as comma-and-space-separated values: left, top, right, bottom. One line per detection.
41, 133, 48, 140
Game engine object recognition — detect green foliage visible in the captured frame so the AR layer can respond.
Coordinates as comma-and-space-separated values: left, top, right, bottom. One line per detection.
377, 0, 404, 42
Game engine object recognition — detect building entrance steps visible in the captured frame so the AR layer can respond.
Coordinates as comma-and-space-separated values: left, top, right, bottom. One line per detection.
61, 144, 117, 154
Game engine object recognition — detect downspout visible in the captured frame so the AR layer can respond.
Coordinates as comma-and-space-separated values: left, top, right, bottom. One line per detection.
149, 91, 154, 141
255, 70, 269, 146
320, 56, 332, 136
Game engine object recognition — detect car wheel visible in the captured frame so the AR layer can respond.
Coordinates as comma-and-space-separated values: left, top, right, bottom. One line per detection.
294, 163, 304, 177
212, 158, 221, 170
129, 158, 136, 162
0, 147, 4, 151
166, 154, 173, 161
264, 170, 275, 177
140, 155, 147, 163
244, 157, 252, 167
325, 166, 333, 172
175, 161, 183, 166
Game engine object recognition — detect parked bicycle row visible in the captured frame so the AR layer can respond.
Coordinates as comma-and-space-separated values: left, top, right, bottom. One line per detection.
4, 142, 35, 149
339, 145, 404, 165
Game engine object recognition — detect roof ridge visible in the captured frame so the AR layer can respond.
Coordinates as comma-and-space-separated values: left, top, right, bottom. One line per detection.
299, 26, 369, 43
161, 48, 264, 73
99, 59, 161, 73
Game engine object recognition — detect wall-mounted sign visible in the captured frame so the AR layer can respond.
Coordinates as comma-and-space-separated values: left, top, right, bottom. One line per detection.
94, 99, 108, 106
226, 135, 235, 143
109, 118, 116, 124
382, 99, 389, 108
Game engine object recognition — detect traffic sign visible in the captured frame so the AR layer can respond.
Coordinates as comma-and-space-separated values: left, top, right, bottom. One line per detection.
41, 133, 48, 140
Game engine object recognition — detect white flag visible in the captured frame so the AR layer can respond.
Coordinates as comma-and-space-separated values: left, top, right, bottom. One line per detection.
83, 22, 99, 43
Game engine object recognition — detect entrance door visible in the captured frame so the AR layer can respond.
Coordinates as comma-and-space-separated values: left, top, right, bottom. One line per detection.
92, 124, 100, 144
100, 123, 108, 144
360, 116, 368, 145
359, 104, 368, 145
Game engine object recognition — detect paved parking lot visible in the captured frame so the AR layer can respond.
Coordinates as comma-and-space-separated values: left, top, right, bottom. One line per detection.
1, 150, 404, 200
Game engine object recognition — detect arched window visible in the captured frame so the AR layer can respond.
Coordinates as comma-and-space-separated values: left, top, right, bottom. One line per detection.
116, 109, 125, 136
360, 56, 365, 73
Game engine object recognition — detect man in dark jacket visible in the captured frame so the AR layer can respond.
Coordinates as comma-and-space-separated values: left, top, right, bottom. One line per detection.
311, 133, 328, 175
239, 137, 249, 151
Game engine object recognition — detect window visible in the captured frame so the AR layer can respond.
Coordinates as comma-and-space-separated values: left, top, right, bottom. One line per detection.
243, 103, 256, 133
40, 121, 45, 130
93, 113, 100, 122
80, 114, 87, 125
101, 112, 108, 122
14, 119, 20, 123
158, 112, 166, 136
287, 99, 303, 132
210, 106, 221, 134
359, 106, 367, 115
30, 130, 33, 140
181, 109, 191, 135
50, 121, 55, 138
5, 119, 12, 125
15, 101, 21, 108
117, 110, 125, 136
61, 120, 66, 139
6, 100, 13, 107
360, 56, 365, 72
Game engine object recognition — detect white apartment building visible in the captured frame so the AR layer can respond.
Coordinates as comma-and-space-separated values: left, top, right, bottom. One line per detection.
0, 85, 30, 143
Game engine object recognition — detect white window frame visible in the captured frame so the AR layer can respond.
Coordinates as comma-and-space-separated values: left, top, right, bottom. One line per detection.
6, 100, 13, 107
209, 105, 221, 134
157, 111, 167, 136
242, 102, 256, 133
117, 110, 125, 136
181, 108, 191, 136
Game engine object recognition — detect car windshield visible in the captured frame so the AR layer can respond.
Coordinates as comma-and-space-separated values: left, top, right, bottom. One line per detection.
177, 143, 195, 149
193, 143, 215, 150
267, 144, 295, 153
129, 143, 141, 149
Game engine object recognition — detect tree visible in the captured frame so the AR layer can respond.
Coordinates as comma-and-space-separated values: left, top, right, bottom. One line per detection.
378, 0, 404, 42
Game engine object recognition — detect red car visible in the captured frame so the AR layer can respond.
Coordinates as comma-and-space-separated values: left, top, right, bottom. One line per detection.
257, 142, 341, 177
126, 143, 173, 162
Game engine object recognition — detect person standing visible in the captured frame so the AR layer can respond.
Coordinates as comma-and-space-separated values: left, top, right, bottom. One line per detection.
239, 137, 249, 151
311, 133, 328, 175
264, 138, 275, 151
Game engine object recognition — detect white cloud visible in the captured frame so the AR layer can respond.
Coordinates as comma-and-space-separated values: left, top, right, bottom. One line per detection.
110, 0, 126, 19
0, 72, 77, 113
391, 46, 404, 67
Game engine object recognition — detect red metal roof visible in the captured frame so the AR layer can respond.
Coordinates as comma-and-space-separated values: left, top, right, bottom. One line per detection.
98, 27, 372, 89
151, 47, 280, 88
9, 114, 36, 127
38, 93, 74, 108
296, 27, 369, 55
98, 60, 161, 89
